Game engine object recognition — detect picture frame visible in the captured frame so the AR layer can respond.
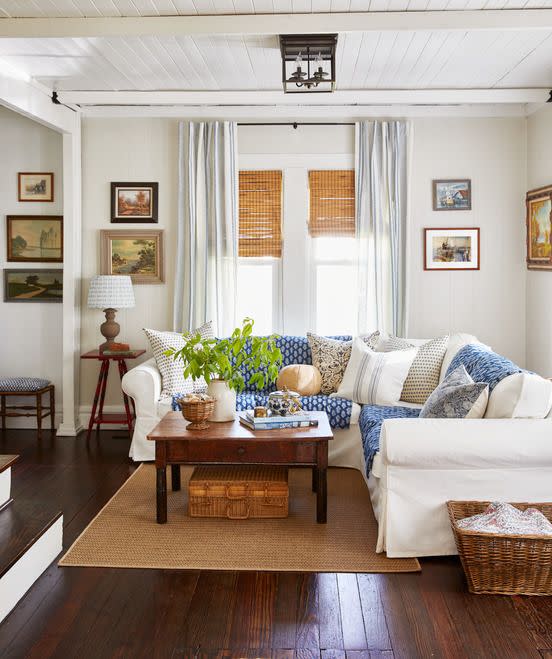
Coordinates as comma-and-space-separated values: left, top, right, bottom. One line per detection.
526, 185, 552, 270
100, 229, 164, 284
432, 179, 472, 211
424, 228, 480, 271
110, 182, 158, 223
7, 215, 63, 263
18, 172, 54, 202
3, 268, 63, 302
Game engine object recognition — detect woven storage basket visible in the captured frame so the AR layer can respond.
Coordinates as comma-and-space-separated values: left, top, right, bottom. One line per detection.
188, 465, 289, 519
447, 500, 552, 596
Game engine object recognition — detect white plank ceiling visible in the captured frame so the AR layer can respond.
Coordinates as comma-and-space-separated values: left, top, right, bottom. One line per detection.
1, 1, 552, 94
0, 30, 551, 91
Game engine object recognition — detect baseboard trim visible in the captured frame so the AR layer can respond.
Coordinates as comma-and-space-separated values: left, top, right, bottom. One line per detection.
56, 422, 85, 437
78, 405, 129, 431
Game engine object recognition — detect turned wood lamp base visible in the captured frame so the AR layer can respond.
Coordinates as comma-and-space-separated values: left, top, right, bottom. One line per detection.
99, 308, 121, 352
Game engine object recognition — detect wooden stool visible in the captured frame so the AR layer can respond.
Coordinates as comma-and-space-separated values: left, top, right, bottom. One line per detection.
0, 378, 55, 438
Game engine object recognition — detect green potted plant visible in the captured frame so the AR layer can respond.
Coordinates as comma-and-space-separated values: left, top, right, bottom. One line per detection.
166, 318, 283, 422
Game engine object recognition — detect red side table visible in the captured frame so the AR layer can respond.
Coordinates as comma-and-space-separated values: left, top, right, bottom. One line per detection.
81, 350, 146, 440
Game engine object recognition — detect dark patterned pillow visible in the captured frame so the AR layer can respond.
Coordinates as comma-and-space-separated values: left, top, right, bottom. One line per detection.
420, 365, 488, 419
144, 322, 214, 398
306, 332, 379, 395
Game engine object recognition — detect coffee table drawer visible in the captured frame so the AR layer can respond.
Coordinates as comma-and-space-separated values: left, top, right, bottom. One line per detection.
168, 440, 318, 464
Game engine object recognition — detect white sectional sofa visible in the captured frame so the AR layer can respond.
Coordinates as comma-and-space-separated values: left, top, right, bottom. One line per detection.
122, 335, 552, 558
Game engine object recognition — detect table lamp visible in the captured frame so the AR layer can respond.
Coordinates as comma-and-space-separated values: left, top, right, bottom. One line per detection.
87, 275, 135, 351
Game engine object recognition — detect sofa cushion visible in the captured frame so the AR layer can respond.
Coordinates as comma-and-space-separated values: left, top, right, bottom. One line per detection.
359, 404, 421, 474
172, 392, 354, 429
446, 343, 523, 392
306, 332, 377, 395
400, 335, 449, 404
336, 337, 416, 405
440, 333, 487, 382
144, 322, 214, 398
277, 364, 322, 396
419, 365, 489, 419
485, 372, 552, 419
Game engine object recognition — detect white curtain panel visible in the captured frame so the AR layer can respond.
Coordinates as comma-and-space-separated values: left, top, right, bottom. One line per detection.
174, 121, 238, 336
355, 120, 410, 337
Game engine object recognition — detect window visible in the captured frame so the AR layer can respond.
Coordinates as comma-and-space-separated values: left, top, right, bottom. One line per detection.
309, 170, 358, 335
236, 171, 282, 334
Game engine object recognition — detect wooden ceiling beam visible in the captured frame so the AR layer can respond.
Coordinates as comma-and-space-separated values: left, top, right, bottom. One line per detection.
2, 10, 552, 38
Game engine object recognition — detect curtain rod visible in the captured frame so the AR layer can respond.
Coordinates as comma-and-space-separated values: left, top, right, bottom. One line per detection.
237, 122, 355, 128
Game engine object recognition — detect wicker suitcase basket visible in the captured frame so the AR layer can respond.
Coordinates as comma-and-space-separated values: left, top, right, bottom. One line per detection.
447, 500, 552, 596
188, 465, 289, 519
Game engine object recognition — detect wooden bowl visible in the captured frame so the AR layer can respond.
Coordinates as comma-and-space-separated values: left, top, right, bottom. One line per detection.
176, 398, 215, 431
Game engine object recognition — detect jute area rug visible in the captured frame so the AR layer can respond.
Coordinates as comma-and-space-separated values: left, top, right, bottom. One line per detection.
59, 465, 420, 573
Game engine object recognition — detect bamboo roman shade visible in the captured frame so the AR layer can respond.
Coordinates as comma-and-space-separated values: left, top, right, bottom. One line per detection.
308, 170, 356, 237
239, 170, 282, 258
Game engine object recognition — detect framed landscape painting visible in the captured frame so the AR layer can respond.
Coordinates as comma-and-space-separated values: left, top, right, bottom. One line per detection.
100, 229, 164, 284
433, 179, 472, 211
7, 215, 63, 262
526, 185, 552, 270
4, 269, 63, 302
424, 228, 480, 271
111, 182, 158, 223
18, 172, 54, 202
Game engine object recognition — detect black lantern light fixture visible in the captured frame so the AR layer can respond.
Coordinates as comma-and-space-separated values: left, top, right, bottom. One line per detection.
279, 34, 338, 93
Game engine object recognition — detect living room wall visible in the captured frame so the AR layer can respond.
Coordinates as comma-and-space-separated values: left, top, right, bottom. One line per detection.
0, 105, 63, 427
526, 105, 552, 375
79, 114, 527, 414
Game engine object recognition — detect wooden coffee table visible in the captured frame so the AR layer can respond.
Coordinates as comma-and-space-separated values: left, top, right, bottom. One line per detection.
147, 410, 333, 524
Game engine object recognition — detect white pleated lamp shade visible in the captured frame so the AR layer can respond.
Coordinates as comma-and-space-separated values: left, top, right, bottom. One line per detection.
87, 275, 135, 309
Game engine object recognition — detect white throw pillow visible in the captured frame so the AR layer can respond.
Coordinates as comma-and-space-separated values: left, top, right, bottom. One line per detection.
485, 372, 552, 419
336, 337, 417, 405
144, 322, 214, 398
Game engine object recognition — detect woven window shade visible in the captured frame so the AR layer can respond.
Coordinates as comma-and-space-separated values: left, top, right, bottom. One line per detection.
308, 170, 356, 237
239, 170, 282, 258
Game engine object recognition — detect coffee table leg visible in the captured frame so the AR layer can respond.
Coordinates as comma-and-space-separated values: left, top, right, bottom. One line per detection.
156, 466, 167, 524
316, 468, 327, 523
171, 464, 181, 491
312, 467, 318, 493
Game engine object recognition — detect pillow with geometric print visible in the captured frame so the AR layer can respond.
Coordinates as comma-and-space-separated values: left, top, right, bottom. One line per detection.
144, 321, 214, 398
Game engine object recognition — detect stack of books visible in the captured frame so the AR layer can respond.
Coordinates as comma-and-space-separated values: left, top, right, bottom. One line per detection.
238, 410, 318, 431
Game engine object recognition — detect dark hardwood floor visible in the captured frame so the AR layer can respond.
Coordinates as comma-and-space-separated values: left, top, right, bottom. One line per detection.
0, 428, 551, 659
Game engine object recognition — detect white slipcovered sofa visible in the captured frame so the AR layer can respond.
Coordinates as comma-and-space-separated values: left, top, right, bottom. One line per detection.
122, 334, 552, 558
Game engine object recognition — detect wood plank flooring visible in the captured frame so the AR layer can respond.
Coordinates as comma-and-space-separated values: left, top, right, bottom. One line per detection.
0, 428, 551, 659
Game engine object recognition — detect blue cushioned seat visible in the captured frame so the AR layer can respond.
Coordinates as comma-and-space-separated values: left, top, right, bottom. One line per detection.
0, 377, 51, 392
359, 404, 421, 475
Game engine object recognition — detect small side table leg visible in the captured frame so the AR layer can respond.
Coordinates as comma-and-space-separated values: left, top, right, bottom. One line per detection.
1, 395, 5, 431
157, 466, 168, 524
312, 467, 318, 493
96, 361, 109, 432
50, 385, 55, 431
171, 464, 181, 491
87, 360, 107, 440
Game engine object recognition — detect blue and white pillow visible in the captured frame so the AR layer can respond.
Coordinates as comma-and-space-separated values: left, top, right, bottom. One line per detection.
420, 365, 489, 419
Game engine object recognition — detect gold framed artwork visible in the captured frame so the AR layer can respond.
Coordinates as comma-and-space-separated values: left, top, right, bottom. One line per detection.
18, 172, 54, 202
110, 182, 158, 223
100, 229, 164, 284
7, 215, 63, 263
526, 185, 552, 270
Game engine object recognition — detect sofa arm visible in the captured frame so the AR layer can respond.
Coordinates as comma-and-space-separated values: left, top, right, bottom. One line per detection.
122, 357, 161, 418
380, 418, 552, 469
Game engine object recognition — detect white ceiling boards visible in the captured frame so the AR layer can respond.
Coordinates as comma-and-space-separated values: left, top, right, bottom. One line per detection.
0, 2, 552, 111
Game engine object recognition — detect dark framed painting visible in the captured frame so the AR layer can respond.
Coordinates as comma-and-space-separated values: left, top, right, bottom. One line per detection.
526, 185, 552, 270
433, 179, 472, 211
110, 182, 158, 223
7, 215, 63, 263
424, 228, 480, 271
18, 172, 54, 202
4, 269, 63, 302
100, 229, 164, 284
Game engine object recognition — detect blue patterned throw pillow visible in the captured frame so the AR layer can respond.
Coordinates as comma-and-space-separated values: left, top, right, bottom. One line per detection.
420, 365, 489, 419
